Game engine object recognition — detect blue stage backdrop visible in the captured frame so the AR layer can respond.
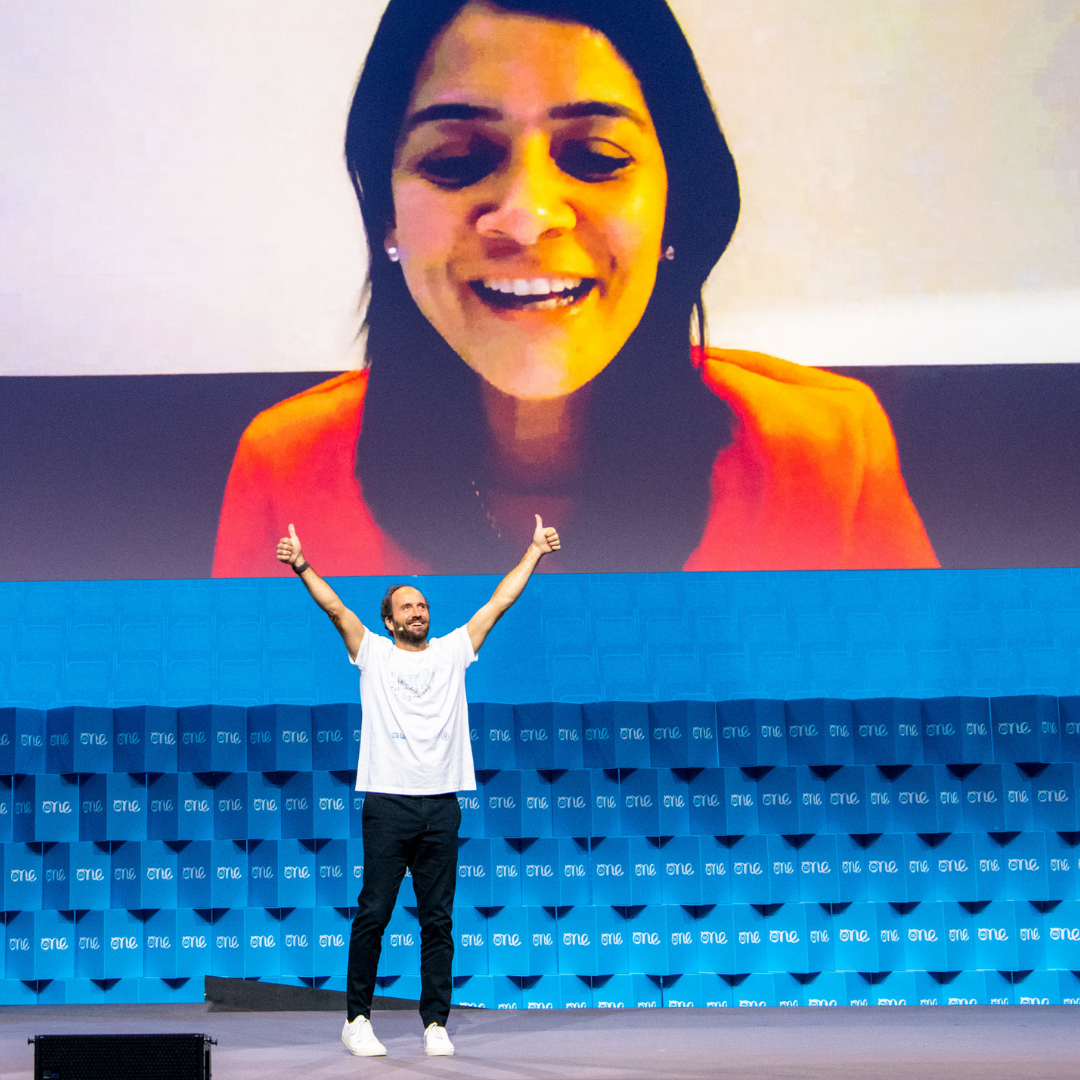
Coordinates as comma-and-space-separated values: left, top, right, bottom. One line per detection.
4, 569, 1080, 1008
2, 569, 1080, 709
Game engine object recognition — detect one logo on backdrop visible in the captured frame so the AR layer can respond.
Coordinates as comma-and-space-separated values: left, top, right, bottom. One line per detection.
389, 662, 434, 703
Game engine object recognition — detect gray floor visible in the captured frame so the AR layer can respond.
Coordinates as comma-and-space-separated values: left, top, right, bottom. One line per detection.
3, 1002, 1080, 1079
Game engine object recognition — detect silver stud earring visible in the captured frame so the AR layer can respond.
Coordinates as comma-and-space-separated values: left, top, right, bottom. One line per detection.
663, 245, 675, 262
386, 247, 400, 263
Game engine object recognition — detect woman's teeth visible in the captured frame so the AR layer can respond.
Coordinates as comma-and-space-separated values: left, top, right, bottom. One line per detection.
473, 277, 592, 309
484, 277, 581, 296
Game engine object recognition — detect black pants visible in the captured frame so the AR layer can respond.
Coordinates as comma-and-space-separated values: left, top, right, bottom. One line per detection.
346, 791, 461, 1027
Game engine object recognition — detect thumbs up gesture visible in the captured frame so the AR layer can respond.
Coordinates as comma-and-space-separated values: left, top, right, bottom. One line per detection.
532, 514, 561, 555
276, 523, 304, 567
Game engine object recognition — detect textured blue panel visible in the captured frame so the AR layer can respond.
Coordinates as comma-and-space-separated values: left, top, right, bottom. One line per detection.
1003, 834, 1049, 902
312, 771, 351, 839
660, 835, 702, 905
175, 908, 213, 973
862, 834, 906, 902
451, 906, 488, 977
311, 703, 357, 771
716, 700, 786, 767
620, 905, 664, 975
852, 698, 924, 765
556, 838, 589, 906
991, 695, 1061, 762
278, 908, 313, 978
695, 906, 735, 973
523, 908, 559, 978
105, 773, 147, 842
941, 902, 975, 969
755, 768, 799, 835
1032, 763, 1080, 831
482, 771, 522, 838
798, 834, 840, 903
589, 836, 630, 906
456, 838, 491, 907
486, 907, 528, 976
823, 766, 866, 833
657, 769, 691, 836
933, 833, 976, 902
1047, 831, 1080, 898
922, 697, 992, 764
664, 906, 701, 976
248, 704, 312, 772
280, 773, 314, 839
551, 770, 591, 837
490, 838, 523, 907
69, 841, 110, 910
102, 908, 144, 979
730, 905, 768, 973
27, 774, 80, 843
1044, 901, 1080, 968
728, 836, 770, 905
971, 900, 1019, 969
620, 769, 659, 835
141, 841, 178, 910
888, 765, 938, 833
109, 841, 141, 909
766, 835, 800, 903
277, 838, 316, 908
724, 768, 760, 835
249, 772, 284, 840
972, 832, 1008, 901
628, 836, 663, 906
580, 704, 617, 768
520, 771, 553, 837
209, 908, 245, 978
468, 702, 512, 771
1010, 902, 1045, 972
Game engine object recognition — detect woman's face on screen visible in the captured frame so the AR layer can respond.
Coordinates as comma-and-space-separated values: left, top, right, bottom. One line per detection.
388, 1, 668, 400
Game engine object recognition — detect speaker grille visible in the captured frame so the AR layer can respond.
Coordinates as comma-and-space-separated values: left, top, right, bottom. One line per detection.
33, 1033, 212, 1080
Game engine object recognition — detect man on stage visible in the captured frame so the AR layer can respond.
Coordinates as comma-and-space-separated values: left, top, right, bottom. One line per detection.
275, 515, 560, 1057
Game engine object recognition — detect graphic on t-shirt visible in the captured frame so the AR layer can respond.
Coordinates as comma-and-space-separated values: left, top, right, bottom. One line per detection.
388, 661, 435, 704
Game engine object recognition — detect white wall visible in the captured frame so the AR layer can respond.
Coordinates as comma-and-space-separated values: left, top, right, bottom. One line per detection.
1, 0, 1078, 374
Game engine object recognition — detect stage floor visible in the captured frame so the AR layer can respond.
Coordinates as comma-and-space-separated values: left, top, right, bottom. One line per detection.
2, 1002, 1079, 1080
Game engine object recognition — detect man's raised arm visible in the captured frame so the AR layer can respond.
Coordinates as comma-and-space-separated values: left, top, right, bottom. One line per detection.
276, 524, 366, 658
467, 515, 560, 654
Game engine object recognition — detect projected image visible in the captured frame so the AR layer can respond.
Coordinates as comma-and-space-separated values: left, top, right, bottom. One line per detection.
212, 0, 937, 576
3, 1, 1079, 581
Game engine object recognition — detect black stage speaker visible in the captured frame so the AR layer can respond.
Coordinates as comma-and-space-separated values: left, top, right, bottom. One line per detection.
30, 1033, 215, 1079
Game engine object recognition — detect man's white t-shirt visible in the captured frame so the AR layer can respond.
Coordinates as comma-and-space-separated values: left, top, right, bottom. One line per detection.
350, 625, 477, 795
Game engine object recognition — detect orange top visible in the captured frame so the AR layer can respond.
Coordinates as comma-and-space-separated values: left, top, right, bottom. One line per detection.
212, 348, 938, 577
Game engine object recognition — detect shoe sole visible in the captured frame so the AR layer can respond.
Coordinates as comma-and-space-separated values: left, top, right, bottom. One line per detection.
425, 1048, 455, 1057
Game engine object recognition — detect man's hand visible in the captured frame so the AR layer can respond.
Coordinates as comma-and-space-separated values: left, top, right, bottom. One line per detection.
532, 514, 561, 555
276, 522, 365, 657
276, 523, 304, 567
468, 514, 561, 654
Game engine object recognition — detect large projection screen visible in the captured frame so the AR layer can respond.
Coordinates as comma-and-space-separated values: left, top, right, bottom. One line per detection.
3, 0, 1079, 579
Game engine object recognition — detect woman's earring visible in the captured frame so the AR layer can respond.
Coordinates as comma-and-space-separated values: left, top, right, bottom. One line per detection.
663, 245, 675, 262
386, 246, 400, 263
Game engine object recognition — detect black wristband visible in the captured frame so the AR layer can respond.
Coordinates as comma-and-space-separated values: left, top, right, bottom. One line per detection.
292, 560, 310, 575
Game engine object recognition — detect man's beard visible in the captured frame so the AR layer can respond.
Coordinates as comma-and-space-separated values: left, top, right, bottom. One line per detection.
394, 620, 428, 645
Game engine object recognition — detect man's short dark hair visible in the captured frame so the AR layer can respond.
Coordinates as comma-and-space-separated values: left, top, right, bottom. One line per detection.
381, 584, 427, 633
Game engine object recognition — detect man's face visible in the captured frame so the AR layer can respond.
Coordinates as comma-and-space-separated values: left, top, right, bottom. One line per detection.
385, 586, 431, 645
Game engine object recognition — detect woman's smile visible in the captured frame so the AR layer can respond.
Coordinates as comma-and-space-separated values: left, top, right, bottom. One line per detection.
388, 0, 668, 401
471, 276, 595, 312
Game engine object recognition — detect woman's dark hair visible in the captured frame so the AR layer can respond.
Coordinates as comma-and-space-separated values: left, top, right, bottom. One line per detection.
347, 0, 740, 573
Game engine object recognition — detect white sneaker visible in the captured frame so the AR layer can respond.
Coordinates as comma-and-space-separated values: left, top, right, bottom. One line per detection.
423, 1022, 455, 1056
341, 1016, 386, 1057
